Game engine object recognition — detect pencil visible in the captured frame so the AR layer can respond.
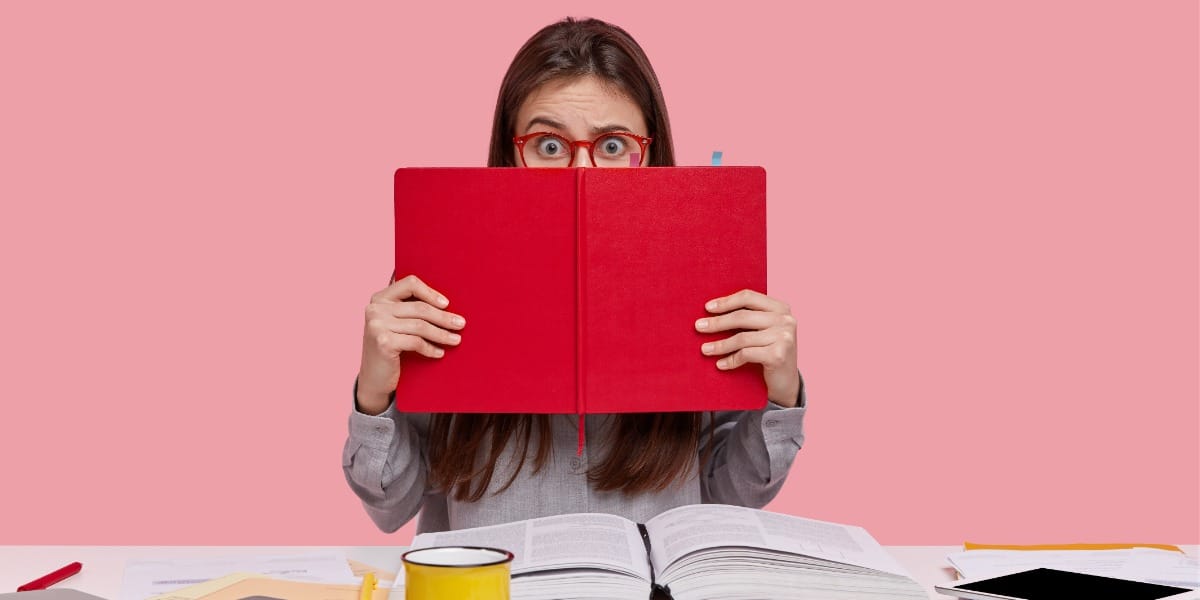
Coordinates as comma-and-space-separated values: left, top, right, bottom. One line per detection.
358, 571, 377, 600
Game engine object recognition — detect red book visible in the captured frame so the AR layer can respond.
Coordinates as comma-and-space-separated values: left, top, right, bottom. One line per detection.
393, 167, 766, 414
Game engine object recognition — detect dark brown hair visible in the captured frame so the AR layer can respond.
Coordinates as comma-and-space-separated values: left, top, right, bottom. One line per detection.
430, 17, 701, 502
486, 17, 676, 168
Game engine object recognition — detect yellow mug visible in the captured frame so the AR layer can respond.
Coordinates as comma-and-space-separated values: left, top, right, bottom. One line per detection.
402, 546, 514, 600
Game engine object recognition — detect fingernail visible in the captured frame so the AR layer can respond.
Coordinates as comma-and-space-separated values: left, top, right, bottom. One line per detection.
434, 347, 445, 358
451, 316, 465, 327
716, 358, 728, 369
436, 295, 450, 307
695, 318, 709, 330
701, 343, 715, 354
448, 333, 461, 343
705, 300, 718, 311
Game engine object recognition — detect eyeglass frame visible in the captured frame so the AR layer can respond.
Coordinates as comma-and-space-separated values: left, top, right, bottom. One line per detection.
512, 131, 653, 167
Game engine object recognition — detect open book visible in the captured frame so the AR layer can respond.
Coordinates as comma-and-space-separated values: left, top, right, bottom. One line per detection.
393, 167, 767, 415
395, 504, 926, 599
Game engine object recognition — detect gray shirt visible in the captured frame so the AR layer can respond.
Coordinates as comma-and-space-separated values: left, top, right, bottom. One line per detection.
342, 388, 806, 534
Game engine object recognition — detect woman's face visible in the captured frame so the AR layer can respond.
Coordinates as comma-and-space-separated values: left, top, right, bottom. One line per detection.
513, 75, 649, 167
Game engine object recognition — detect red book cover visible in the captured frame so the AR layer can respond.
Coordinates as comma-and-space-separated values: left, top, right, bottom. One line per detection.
393, 167, 766, 414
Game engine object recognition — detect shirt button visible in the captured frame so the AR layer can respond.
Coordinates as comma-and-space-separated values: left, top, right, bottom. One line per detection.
375, 425, 388, 433
765, 419, 778, 428
569, 457, 582, 471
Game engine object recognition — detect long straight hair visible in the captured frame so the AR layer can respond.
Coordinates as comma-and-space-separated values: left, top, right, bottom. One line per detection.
429, 18, 702, 502
486, 17, 676, 168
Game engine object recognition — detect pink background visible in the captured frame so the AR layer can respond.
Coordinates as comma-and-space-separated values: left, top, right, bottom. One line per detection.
1, 1, 1196, 546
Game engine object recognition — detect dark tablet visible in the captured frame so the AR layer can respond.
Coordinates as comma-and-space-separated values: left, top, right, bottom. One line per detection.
935, 568, 1197, 600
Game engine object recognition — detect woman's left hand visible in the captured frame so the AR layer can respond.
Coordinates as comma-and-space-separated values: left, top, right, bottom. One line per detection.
695, 289, 801, 407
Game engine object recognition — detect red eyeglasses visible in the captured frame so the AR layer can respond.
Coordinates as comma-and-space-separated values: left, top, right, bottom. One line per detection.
513, 131, 653, 167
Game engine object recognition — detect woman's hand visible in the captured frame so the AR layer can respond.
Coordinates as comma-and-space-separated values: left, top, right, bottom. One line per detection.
357, 274, 466, 415
695, 289, 801, 408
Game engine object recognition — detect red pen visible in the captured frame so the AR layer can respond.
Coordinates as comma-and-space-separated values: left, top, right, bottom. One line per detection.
16, 561, 82, 592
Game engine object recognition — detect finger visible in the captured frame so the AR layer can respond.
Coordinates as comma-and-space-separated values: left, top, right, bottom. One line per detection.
695, 309, 781, 333
386, 317, 462, 347
716, 345, 788, 370
701, 329, 775, 356
372, 331, 445, 359
364, 307, 463, 353
388, 300, 467, 331
364, 302, 466, 337
372, 274, 450, 308
705, 289, 789, 315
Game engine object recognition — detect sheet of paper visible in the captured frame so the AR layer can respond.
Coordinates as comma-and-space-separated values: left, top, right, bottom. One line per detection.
147, 573, 257, 600
120, 552, 355, 600
947, 549, 1135, 579
947, 548, 1198, 588
1116, 548, 1200, 589
181, 577, 390, 600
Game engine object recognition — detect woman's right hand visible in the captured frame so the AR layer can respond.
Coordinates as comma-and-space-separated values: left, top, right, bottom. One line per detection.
356, 274, 466, 415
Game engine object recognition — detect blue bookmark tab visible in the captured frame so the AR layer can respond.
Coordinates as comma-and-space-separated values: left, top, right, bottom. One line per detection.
711, 151, 723, 166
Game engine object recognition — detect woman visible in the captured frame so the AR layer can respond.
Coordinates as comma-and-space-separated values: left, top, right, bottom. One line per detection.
343, 17, 806, 534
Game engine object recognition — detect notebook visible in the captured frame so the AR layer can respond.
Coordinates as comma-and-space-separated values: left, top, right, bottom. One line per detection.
0, 592, 109, 600
392, 166, 767, 415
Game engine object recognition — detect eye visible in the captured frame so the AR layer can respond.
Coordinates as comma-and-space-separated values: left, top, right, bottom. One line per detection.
535, 135, 568, 157
595, 135, 629, 157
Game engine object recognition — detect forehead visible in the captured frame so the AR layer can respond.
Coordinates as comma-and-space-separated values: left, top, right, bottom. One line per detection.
515, 75, 647, 135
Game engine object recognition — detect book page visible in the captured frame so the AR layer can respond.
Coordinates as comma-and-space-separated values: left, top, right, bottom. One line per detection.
643, 504, 910, 578
410, 512, 651, 581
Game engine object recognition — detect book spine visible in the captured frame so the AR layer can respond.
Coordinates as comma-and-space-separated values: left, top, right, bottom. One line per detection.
639, 523, 672, 598
575, 169, 586, 455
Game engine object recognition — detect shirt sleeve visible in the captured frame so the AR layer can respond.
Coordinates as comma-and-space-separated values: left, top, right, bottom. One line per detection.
342, 379, 430, 533
699, 371, 807, 507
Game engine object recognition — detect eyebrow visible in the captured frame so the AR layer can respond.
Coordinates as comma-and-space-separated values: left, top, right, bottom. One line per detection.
524, 116, 635, 136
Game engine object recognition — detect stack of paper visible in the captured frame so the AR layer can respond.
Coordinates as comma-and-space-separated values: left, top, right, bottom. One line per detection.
120, 552, 360, 600
149, 575, 390, 600
946, 547, 1200, 589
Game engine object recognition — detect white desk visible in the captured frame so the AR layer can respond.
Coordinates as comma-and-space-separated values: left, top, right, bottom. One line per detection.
1, 546, 1195, 599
